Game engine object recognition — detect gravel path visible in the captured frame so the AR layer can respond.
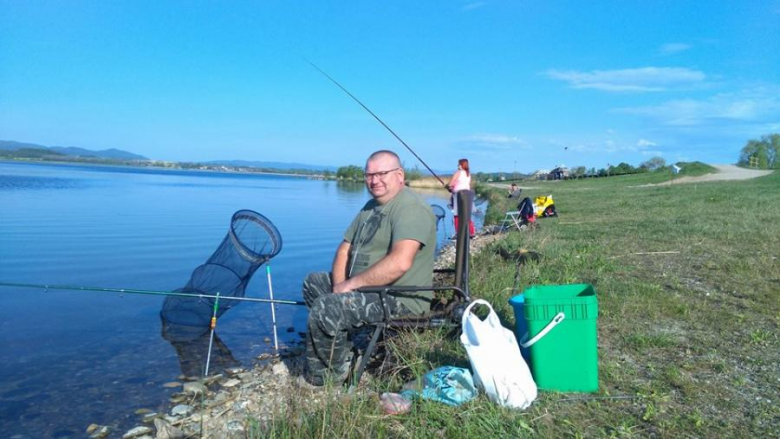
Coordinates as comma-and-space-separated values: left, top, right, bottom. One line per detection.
639, 164, 773, 187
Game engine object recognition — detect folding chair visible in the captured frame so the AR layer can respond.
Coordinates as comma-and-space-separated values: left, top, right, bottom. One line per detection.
348, 191, 474, 389
499, 197, 535, 232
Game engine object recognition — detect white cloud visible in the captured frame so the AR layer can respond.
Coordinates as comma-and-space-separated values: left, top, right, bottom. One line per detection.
659, 43, 692, 55
458, 133, 529, 151
462, 1, 487, 11
563, 137, 661, 155
615, 85, 780, 126
637, 139, 658, 148
545, 67, 706, 92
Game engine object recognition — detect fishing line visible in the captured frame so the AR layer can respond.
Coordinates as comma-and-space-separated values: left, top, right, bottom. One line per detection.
0, 281, 306, 306
305, 58, 448, 188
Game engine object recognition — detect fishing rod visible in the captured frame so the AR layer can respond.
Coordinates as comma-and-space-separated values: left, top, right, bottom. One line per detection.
305, 58, 449, 189
0, 281, 306, 306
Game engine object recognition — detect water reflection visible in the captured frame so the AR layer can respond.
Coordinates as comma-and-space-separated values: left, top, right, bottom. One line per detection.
335, 181, 366, 193
160, 297, 240, 377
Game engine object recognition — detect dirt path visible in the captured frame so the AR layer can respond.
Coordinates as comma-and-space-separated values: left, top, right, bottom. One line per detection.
639, 165, 773, 187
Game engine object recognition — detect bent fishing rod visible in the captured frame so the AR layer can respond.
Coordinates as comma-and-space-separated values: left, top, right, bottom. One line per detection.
0, 281, 306, 306
305, 59, 449, 189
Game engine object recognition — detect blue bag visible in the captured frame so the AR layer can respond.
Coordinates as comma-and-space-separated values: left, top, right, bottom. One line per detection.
400, 366, 477, 406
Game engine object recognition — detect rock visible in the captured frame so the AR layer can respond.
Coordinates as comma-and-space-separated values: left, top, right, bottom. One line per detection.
171, 404, 193, 417
135, 408, 152, 415
272, 362, 288, 376
154, 418, 185, 439
183, 381, 207, 395
225, 367, 244, 376
286, 326, 295, 332
142, 412, 158, 423
122, 425, 152, 438
225, 420, 245, 437
203, 374, 223, 385
222, 378, 241, 388
162, 381, 182, 388
263, 337, 272, 344
257, 353, 273, 361
89, 425, 110, 439
86, 424, 99, 434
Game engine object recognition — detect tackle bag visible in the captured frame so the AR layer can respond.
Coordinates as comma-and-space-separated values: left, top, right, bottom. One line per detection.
460, 299, 537, 409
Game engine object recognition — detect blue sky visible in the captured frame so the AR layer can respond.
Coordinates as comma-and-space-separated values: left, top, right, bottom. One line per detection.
2, 1, 779, 173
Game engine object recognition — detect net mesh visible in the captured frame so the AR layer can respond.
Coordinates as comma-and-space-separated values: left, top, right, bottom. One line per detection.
160, 210, 282, 333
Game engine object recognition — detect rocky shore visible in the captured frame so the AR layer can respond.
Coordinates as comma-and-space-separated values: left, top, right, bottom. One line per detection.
94, 233, 503, 439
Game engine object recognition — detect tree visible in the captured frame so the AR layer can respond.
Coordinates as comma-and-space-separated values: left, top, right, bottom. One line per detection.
572, 166, 587, 178
739, 133, 779, 169
613, 162, 635, 175
336, 165, 364, 181
640, 156, 666, 171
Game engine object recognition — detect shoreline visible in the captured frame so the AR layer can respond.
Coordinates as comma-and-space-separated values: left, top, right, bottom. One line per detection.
97, 231, 503, 439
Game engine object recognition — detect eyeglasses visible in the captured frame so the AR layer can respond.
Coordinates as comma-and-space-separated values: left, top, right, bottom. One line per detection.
364, 167, 400, 181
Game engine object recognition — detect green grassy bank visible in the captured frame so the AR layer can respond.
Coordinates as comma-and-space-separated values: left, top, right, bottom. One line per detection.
254, 167, 778, 438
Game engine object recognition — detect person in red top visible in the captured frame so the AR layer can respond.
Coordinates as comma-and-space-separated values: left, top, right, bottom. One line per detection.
447, 158, 475, 237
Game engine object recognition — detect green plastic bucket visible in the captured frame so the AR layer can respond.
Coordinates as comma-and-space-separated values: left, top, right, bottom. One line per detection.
522, 283, 599, 392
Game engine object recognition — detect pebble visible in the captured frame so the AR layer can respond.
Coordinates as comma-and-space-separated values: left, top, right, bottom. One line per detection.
183, 381, 207, 395
222, 378, 241, 388
142, 412, 158, 423
163, 381, 182, 388
263, 337, 272, 344
171, 404, 193, 416
86, 424, 99, 434
89, 425, 110, 439
134, 408, 152, 415
272, 362, 288, 376
122, 425, 152, 439
154, 418, 185, 439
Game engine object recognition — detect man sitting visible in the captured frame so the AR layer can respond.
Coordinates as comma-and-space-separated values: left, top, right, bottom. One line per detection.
507, 183, 522, 199
300, 150, 436, 386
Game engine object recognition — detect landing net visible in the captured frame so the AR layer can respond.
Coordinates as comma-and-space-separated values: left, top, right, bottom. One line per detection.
161, 210, 282, 336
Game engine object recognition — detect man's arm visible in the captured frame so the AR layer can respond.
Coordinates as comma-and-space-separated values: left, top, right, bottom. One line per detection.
332, 239, 421, 293
331, 240, 351, 286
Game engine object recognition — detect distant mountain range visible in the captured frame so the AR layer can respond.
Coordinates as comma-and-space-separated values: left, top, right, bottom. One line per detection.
204, 160, 336, 172
0, 140, 149, 161
0, 140, 337, 172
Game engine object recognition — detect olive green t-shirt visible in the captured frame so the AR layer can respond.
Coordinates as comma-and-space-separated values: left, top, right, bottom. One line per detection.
343, 188, 436, 314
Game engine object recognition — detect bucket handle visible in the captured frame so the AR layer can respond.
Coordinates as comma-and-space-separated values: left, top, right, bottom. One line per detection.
520, 312, 565, 348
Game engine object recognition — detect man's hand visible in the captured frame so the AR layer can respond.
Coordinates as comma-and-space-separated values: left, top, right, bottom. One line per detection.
332, 279, 354, 294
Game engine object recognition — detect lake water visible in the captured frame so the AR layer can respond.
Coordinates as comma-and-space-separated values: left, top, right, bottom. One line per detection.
0, 161, 478, 438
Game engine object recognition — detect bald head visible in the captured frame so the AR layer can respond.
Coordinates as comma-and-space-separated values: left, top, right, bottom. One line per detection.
365, 150, 401, 169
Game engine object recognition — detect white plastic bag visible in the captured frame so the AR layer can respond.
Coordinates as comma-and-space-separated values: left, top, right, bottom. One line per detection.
460, 299, 537, 409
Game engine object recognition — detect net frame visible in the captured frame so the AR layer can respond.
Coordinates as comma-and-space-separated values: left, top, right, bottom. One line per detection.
161, 209, 282, 330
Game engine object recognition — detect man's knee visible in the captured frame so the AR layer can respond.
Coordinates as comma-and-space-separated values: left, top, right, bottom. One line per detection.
303, 272, 332, 306
308, 295, 347, 337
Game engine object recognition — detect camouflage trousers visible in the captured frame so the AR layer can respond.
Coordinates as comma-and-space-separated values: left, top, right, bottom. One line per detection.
302, 272, 409, 385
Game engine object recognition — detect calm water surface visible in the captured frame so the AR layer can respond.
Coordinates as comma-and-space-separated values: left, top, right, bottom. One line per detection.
0, 162, 475, 438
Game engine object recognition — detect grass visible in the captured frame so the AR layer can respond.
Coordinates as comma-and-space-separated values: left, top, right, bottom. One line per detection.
252, 168, 778, 438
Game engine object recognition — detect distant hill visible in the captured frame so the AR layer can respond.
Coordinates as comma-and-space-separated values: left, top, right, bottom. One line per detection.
0, 140, 148, 160
204, 160, 337, 172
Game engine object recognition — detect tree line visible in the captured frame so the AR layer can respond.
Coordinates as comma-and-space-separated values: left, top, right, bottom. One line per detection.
738, 133, 779, 169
